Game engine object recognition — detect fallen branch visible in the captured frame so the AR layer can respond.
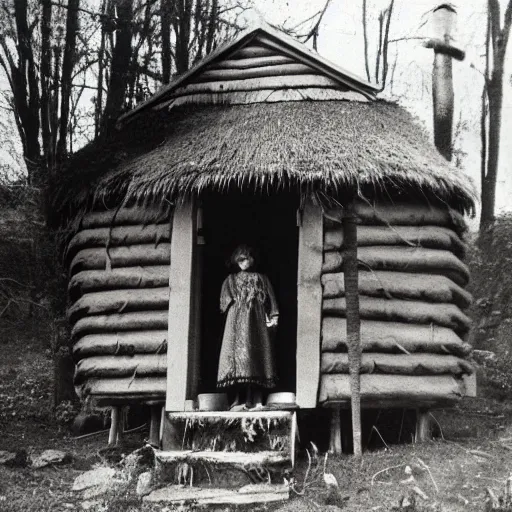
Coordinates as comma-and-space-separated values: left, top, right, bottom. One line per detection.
417, 458, 438, 493
371, 463, 405, 486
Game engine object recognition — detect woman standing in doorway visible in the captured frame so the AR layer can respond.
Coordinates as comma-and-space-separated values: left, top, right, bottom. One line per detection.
217, 245, 278, 410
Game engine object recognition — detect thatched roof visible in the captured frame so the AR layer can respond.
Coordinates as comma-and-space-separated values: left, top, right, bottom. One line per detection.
57, 100, 476, 220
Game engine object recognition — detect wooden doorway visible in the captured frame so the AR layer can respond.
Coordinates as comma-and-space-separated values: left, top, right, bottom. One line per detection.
199, 191, 299, 397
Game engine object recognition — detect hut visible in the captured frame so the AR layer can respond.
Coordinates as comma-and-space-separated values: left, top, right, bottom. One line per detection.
60, 18, 476, 455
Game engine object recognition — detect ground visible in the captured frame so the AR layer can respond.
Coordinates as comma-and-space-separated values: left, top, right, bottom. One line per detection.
1, 321, 512, 512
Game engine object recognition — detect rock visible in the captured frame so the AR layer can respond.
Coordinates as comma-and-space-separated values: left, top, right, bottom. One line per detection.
72, 413, 106, 436
81, 499, 103, 510
73, 467, 116, 492
123, 445, 155, 479
136, 471, 153, 496
0, 450, 28, 468
0, 451, 17, 465
32, 449, 71, 468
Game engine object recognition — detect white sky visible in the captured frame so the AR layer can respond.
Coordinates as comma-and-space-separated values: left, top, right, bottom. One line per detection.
1, 0, 511, 218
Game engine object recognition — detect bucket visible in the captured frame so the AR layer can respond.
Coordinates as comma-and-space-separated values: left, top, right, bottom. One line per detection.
197, 393, 229, 411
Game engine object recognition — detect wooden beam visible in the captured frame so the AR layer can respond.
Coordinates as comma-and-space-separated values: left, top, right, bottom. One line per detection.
296, 201, 323, 408
108, 406, 121, 445
415, 409, 432, 442
207, 55, 294, 70
166, 201, 196, 412
149, 405, 162, 448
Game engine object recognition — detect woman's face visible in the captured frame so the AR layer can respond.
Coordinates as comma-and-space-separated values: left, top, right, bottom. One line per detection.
237, 255, 253, 271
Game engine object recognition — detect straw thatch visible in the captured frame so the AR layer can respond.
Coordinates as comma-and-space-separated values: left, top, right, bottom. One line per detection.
57, 99, 476, 221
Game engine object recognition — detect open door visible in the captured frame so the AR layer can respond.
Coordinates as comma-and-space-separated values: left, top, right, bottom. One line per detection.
199, 192, 299, 398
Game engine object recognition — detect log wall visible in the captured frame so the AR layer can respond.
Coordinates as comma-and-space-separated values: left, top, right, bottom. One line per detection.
164, 36, 370, 110
67, 206, 172, 404
319, 202, 473, 408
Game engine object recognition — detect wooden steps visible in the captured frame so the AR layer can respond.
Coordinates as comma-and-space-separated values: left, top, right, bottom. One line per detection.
156, 410, 297, 492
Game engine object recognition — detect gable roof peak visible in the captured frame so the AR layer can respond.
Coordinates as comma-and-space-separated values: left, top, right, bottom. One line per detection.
119, 15, 378, 124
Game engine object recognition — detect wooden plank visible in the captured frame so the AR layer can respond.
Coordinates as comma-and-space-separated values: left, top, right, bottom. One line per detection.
81, 206, 171, 228
228, 45, 278, 59
173, 74, 340, 96
322, 247, 470, 286
323, 224, 466, 257
296, 200, 323, 408
167, 410, 292, 420
290, 411, 297, 468
322, 318, 470, 356
197, 62, 314, 82
67, 224, 170, 259
188, 205, 203, 401
253, 35, 375, 98
167, 89, 367, 109
324, 204, 466, 234
156, 450, 290, 465
75, 354, 168, 383
69, 244, 171, 274
69, 267, 170, 296
321, 352, 474, 376
166, 201, 196, 412
68, 287, 169, 321
323, 296, 471, 333
321, 271, 472, 308
207, 55, 295, 70
319, 374, 464, 404
73, 331, 168, 358
71, 311, 168, 338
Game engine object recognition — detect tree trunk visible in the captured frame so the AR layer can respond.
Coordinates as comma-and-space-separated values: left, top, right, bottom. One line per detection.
12, 0, 41, 183
480, 0, 512, 232
95, 0, 108, 138
57, 0, 80, 160
175, 0, 193, 74
40, 0, 52, 166
101, 0, 135, 137
161, 0, 172, 83
342, 195, 362, 458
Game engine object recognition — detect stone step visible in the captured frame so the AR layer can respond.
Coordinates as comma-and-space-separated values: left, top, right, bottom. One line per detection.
144, 483, 290, 505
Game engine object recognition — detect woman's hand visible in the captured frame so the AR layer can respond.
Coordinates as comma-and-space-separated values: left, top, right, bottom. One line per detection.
266, 316, 279, 328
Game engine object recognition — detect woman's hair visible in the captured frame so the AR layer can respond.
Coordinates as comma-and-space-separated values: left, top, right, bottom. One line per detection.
230, 244, 256, 267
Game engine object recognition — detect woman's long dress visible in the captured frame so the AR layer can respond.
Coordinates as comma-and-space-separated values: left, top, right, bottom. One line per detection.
217, 271, 279, 389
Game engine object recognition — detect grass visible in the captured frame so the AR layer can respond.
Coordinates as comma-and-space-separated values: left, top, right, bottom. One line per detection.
2, 319, 512, 511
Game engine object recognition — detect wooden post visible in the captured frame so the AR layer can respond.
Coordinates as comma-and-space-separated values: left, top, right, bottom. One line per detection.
149, 405, 162, 447
188, 204, 203, 400
108, 406, 120, 446
296, 200, 323, 408
329, 407, 343, 455
166, 201, 197, 412
415, 409, 432, 442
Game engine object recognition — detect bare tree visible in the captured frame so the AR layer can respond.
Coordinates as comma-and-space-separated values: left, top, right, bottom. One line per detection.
480, 0, 512, 231
361, 0, 395, 90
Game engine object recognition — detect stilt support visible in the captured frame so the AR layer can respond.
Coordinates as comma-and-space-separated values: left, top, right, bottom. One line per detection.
329, 407, 343, 455
108, 406, 122, 446
149, 405, 162, 448
415, 408, 432, 442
